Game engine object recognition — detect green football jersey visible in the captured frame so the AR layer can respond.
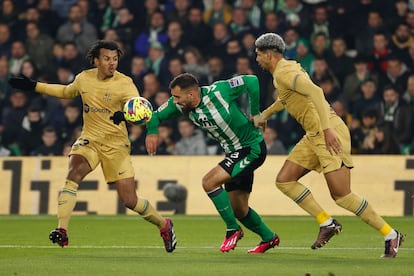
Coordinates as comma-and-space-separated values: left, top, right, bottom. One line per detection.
147, 75, 263, 153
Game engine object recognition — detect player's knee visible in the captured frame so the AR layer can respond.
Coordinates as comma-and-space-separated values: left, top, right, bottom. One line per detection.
201, 175, 219, 192
120, 194, 138, 210
276, 181, 291, 194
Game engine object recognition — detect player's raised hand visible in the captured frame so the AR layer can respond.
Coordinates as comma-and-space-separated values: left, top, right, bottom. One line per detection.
8, 75, 37, 91
145, 134, 159, 156
252, 113, 267, 131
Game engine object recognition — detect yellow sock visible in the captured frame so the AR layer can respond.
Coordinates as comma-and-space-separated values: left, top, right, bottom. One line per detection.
57, 180, 78, 230
133, 197, 166, 229
336, 193, 392, 236
276, 181, 329, 222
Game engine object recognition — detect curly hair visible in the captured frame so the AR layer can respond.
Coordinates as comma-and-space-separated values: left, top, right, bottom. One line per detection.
255, 33, 286, 54
86, 40, 123, 65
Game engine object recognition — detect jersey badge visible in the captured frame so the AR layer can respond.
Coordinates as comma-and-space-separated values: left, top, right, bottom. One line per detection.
229, 76, 244, 88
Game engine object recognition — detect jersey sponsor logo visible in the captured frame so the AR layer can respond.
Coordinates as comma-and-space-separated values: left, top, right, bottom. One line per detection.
239, 158, 250, 169
228, 76, 244, 88
83, 104, 111, 114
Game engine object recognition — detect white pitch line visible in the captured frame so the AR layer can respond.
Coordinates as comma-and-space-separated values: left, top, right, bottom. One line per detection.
0, 245, 413, 250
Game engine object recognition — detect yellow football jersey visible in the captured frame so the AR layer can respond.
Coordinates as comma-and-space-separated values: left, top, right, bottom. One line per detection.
37, 69, 139, 146
272, 59, 336, 134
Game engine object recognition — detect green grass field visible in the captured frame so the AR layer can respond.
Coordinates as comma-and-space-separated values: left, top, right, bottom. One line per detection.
0, 215, 413, 276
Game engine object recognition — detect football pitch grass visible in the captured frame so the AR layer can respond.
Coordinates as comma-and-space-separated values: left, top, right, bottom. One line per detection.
0, 215, 413, 276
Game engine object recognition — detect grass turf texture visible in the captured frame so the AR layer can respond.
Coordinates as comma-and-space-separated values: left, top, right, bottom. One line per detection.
0, 215, 413, 276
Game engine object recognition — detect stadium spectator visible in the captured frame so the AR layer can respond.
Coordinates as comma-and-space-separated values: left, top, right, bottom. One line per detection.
1, 90, 28, 148
0, 55, 12, 103
61, 41, 88, 75
184, 6, 213, 55
350, 107, 382, 154
207, 22, 231, 59
342, 54, 379, 102
402, 74, 414, 110
0, 0, 20, 35
355, 10, 389, 56
8, 40, 30, 76
259, 11, 285, 35
325, 36, 354, 87
129, 125, 147, 155
141, 72, 162, 105
134, 10, 168, 58
100, 0, 125, 34
114, 7, 138, 52
237, 0, 264, 29
389, 22, 414, 62
18, 104, 46, 155
378, 55, 411, 94
154, 89, 171, 110
377, 85, 413, 154
277, 0, 311, 36
295, 38, 314, 74
164, 20, 188, 59
156, 121, 176, 155
203, 0, 232, 27
36, 0, 63, 38
311, 56, 338, 87
369, 31, 391, 75
0, 23, 12, 58
319, 74, 341, 104
174, 117, 208, 155
56, 4, 98, 55
331, 99, 354, 129
206, 56, 227, 83
182, 47, 209, 84
128, 55, 149, 91
222, 38, 244, 76
25, 22, 54, 73
282, 27, 299, 60
51, 0, 77, 20
31, 125, 62, 156
310, 31, 329, 59
159, 55, 185, 87
146, 41, 169, 80
228, 7, 255, 38
351, 78, 382, 121
165, 0, 191, 26
263, 126, 288, 155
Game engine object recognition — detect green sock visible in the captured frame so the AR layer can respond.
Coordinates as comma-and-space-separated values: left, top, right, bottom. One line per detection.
208, 187, 239, 230
239, 208, 275, 241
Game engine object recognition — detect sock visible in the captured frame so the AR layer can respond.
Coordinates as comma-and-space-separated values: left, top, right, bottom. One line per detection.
239, 208, 274, 242
276, 181, 331, 224
207, 187, 239, 230
57, 180, 78, 230
133, 197, 165, 229
335, 193, 393, 237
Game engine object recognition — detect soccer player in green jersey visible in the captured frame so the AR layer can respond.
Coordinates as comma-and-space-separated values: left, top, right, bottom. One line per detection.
8, 40, 176, 252
146, 73, 279, 253
253, 33, 404, 258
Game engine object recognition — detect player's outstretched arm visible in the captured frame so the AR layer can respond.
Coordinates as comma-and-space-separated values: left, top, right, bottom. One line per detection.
8, 75, 37, 91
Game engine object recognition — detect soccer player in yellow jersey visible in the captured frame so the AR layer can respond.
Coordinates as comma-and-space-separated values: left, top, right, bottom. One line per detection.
8, 40, 176, 252
253, 33, 404, 258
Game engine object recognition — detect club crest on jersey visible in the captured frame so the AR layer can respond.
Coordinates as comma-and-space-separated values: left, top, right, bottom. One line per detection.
103, 92, 111, 102
228, 76, 244, 88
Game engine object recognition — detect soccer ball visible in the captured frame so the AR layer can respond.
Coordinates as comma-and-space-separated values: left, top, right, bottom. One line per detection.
123, 96, 153, 126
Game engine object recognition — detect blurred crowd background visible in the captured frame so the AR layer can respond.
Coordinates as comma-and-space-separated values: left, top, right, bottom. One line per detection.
1, 0, 414, 157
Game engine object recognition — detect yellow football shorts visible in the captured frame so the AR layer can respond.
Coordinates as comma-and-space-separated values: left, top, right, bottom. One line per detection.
287, 116, 354, 174
69, 137, 135, 183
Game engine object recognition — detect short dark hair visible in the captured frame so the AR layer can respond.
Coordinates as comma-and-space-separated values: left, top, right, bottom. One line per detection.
169, 73, 199, 90
86, 40, 123, 65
